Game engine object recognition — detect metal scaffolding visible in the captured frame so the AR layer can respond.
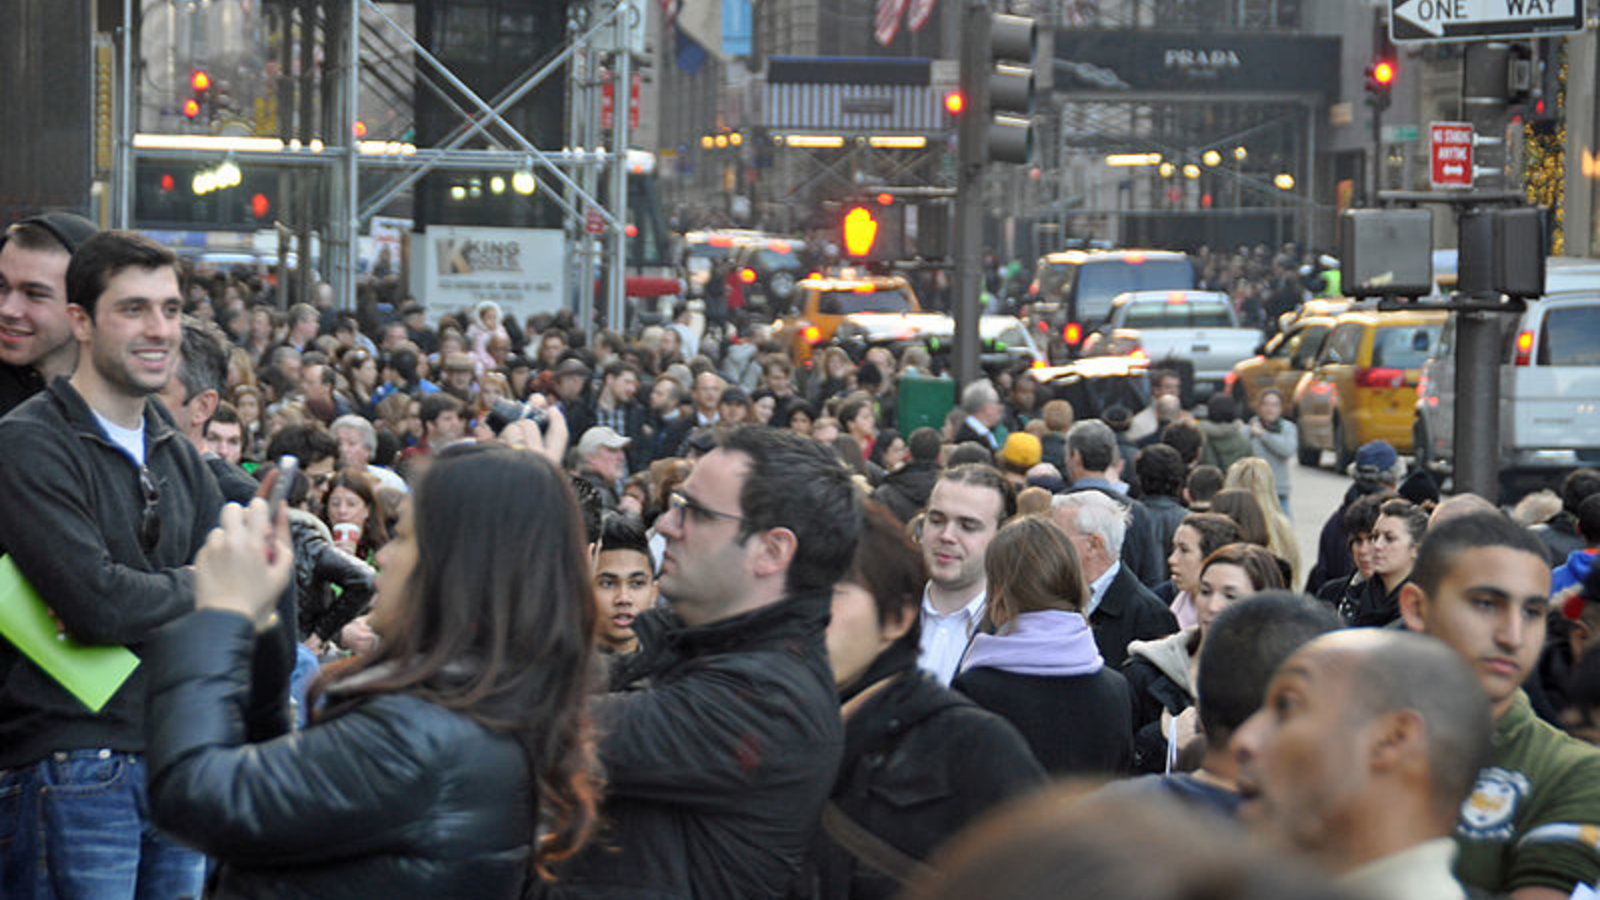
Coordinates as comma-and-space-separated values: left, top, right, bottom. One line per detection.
114, 0, 640, 328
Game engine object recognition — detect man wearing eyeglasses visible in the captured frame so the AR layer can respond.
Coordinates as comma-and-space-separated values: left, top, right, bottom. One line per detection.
0, 211, 98, 418
0, 231, 227, 899
552, 427, 861, 900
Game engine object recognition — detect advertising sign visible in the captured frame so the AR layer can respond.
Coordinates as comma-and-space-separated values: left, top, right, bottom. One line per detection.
410, 226, 568, 320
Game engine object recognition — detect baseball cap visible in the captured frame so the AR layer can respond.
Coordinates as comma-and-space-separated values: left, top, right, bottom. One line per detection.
1353, 440, 1399, 478
578, 426, 631, 456
5, 211, 99, 254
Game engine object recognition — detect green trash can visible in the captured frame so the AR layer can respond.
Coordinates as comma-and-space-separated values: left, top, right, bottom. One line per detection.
896, 372, 956, 434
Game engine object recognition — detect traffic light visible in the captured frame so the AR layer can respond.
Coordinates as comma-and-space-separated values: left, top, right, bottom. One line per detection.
944, 89, 965, 116
839, 203, 906, 261
186, 68, 212, 124
984, 14, 1036, 164
1365, 57, 1396, 111
842, 206, 880, 258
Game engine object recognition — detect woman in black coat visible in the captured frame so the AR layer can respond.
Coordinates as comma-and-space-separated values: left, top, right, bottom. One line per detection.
810, 503, 1044, 900
144, 445, 600, 899
953, 516, 1134, 776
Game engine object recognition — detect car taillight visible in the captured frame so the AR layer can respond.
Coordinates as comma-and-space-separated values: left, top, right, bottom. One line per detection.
1064, 322, 1083, 345
1031, 358, 1046, 369
1028, 283, 1039, 296
1036, 319, 1049, 333
1354, 367, 1406, 388
1514, 329, 1534, 366
803, 325, 822, 344
739, 267, 757, 284
1223, 371, 1237, 388
1130, 348, 1148, 361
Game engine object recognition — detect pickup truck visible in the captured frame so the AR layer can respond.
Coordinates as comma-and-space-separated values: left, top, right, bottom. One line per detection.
1081, 290, 1262, 400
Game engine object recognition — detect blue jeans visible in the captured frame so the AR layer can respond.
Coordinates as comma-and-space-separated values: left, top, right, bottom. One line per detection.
0, 750, 205, 900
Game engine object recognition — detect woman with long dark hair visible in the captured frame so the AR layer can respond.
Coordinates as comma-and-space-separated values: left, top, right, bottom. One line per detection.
144, 445, 599, 897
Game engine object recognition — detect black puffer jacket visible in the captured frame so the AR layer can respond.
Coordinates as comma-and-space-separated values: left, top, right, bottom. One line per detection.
551, 590, 843, 900
146, 610, 535, 900
808, 668, 1044, 900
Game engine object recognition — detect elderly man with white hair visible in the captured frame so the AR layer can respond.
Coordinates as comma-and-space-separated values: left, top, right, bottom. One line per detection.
1051, 490, 1178, 669
331, 414, 408, 494
953, 379, 1004, 450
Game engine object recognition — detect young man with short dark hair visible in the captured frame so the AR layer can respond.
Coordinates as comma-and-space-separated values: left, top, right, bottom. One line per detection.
0, 212, 98, 415
0, 230, 247, 896
1400, 513, 1600, 899
553, 427, 862, 899
592, 515, 656, 655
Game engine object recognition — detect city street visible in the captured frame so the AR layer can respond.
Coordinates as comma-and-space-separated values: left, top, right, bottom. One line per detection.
1287, 454, 1355, 582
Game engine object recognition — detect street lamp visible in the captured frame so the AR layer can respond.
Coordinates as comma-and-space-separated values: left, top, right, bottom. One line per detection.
1183, 164, 1201, 180
1274, 172, 1295, 191
1233, 146, 1248, 162
1158, 161, 1175, 178
1202, 149, 1222, 167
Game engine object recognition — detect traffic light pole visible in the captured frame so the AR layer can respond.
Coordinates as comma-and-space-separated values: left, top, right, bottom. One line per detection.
953, 0, 990, 390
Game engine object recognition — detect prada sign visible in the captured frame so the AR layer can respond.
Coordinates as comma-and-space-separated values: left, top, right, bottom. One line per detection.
1054, 31, 1340, 99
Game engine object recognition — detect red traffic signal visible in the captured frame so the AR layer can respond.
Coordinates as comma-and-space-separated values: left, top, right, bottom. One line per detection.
1366, 58, 1397, 94
943, 90, 965, 115
250, 192, 271, 219
183, 98, 201, 119
191, 69, 211, 93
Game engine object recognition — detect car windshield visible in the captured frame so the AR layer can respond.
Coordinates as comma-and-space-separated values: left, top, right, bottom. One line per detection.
1122, 297, 1233, 328
821, 289, 910, 314
1371, 324, 1441, 369
1074, 258, 1195, 322
754, 248, 804, 270
1541, 305, 1600, 365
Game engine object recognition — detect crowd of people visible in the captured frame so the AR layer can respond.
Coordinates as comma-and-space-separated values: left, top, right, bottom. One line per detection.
3, 212, 1600, 900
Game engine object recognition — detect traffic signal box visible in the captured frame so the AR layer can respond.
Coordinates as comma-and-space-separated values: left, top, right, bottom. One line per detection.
1365, 57, 1396, 111
985, 14, 1036, 165
838, 201, 906, 262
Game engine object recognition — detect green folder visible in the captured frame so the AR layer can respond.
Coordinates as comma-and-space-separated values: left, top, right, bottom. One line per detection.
0, 555, 140, 713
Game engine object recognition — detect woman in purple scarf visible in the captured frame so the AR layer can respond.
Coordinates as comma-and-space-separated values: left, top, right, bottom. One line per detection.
953, 516, 1135, 775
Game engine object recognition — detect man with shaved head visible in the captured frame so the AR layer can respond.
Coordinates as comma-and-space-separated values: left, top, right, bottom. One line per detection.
1234, 629, 1493, 900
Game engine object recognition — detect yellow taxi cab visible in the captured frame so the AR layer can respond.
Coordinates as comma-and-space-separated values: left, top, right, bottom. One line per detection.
1225, 314, 1337, 410
1291, 307, 1446, 470
771, 273, 920, 364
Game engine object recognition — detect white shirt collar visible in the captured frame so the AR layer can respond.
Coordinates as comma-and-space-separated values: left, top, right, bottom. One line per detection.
1085, 561, 1121, 617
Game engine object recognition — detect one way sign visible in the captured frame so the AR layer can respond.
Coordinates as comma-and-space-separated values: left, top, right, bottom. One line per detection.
1391, 0, 1582, 42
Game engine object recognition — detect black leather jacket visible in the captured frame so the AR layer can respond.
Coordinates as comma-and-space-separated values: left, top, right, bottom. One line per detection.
551, 591, 844, 899
288, 511, 376, 641
146, 609, 535, 900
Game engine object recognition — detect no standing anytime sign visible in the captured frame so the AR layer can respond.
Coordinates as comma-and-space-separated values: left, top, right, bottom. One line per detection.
1431, 122, 1474, 189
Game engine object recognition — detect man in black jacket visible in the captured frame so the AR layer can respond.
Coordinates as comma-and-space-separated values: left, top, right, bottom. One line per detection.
0, 231, 231, 897
1051, 490, 1178, 669
872, 426, 943, 523
552, 427, 861, 899
0, 212, 98, 417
